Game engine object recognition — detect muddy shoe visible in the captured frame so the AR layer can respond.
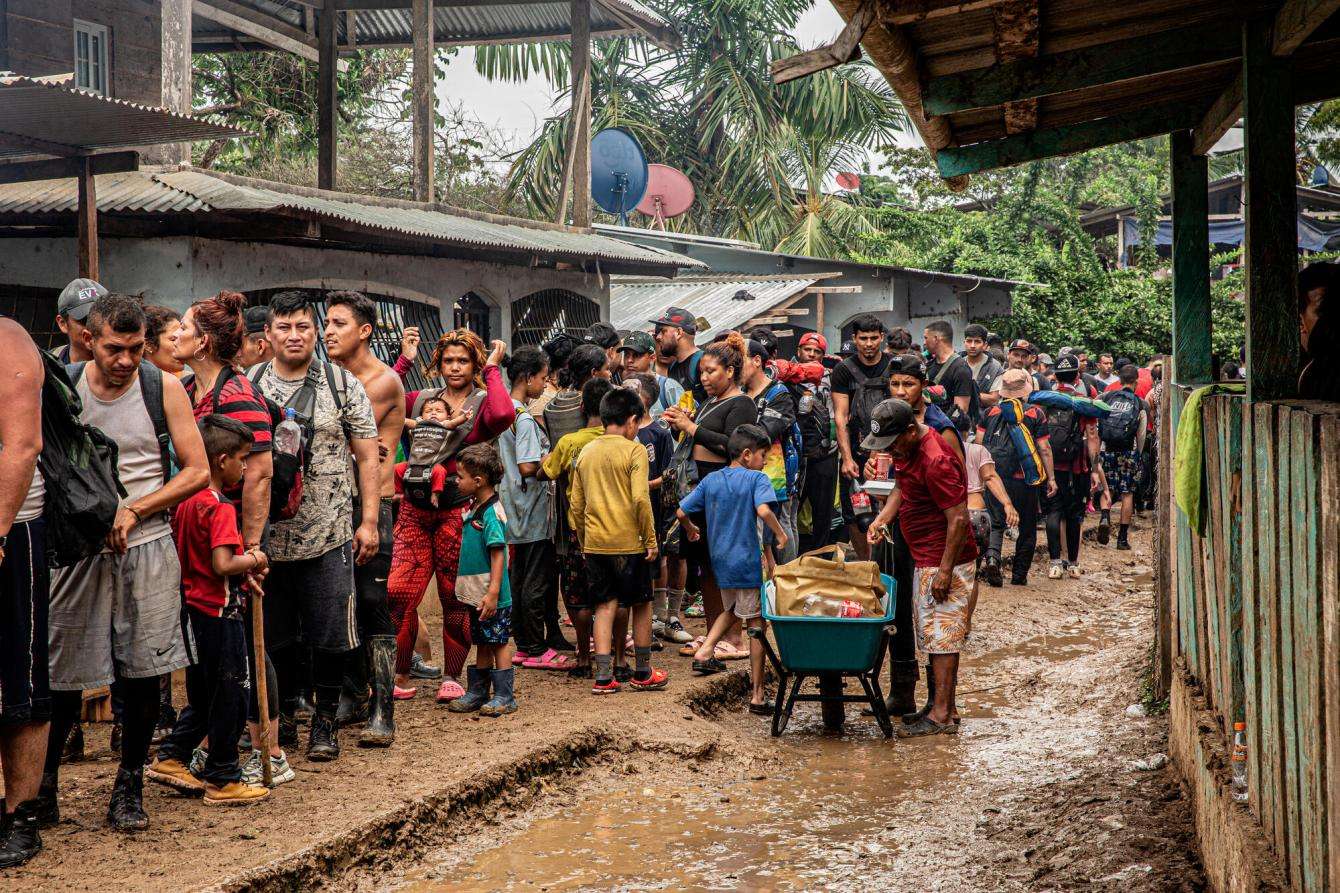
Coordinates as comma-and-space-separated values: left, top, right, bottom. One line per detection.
1097, 513, 1112, 545
0, 799, 43, 868
981, 556, 1003, 588
748, 700, 776, 716
447, 667, 490, 713
61, 723, 85, 764
410, 653, 442, 679
107, 768, 149, 833
31, 772, 59, 827
146, 757, 206, 795
359, 636, 397, 747
203, 781, 270, 807
895, 716, 957, 739
306, 714, 340, 762
1047, 560, 1065, 580
1116, 535, 1132, 551
277, 712, 299, 748
691, 658, 726, 676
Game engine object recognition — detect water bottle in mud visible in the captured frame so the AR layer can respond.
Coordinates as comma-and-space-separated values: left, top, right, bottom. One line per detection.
1231, 722, 1249, 802
274, 407, 303, 458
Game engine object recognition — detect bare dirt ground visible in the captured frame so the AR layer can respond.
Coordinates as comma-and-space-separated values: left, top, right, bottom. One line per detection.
4, 522, 1205, 892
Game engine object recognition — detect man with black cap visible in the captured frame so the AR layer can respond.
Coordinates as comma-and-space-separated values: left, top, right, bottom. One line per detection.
1043, 353, 1100, 579
621, 330, 683, 416
237, 306, 272, 369
54, 278, 107, 363
864, 398, 978, 738
650, 307, 705, 409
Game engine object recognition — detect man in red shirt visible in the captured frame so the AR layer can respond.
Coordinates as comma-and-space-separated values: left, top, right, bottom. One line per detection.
865, 399, 978, 738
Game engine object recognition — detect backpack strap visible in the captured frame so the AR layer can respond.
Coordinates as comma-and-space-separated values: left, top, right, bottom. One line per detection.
932, 354, 966, 386
138, 361, 173, 485
322, 363, 354, 440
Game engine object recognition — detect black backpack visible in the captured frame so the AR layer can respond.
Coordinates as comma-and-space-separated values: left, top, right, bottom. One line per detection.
247, 362, 348, 522
980, 409, 1023, 479
38, 352, 126, 568
840, 357, 889, 440
1099, 388, 1143, 451
795, 379, 834, 459
1043, 401, 1083, 465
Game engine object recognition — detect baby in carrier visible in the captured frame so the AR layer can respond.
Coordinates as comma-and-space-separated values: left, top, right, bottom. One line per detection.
394, 396, 474, 508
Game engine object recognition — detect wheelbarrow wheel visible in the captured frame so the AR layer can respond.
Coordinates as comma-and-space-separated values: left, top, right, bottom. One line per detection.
819, 673, 844, 732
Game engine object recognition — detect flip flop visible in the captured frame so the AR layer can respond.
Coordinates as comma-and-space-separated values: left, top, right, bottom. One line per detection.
512, 651, 533, 667
748, 700, 776, 715
895, 716, 958, 738
678, 636, 706, 657
715, 641, 749, 660
692, 658, 727, 675
542, 653, 580, 672
522, 648, 565, 670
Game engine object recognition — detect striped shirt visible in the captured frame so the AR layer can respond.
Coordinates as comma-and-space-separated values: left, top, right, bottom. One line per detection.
188, 371, 273, 453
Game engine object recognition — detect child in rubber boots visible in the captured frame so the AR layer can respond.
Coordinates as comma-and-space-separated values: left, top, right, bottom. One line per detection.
569, 386, 669, 694
148, 415, 270, 805
676, 424, 787, 713
446, 443, 518, 716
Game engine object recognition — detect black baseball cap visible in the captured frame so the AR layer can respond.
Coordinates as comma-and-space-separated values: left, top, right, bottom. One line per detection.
860, 399, 917, 452
887, 353, 927, 380
1008, 338, 1034, 354
584, 321, 621, 349
243, 306, 269, 335
649, 306, 697, 335
1054, 353, 1080, 374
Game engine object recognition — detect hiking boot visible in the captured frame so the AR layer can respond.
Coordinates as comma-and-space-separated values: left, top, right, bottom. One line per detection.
447, 667, 491, 713
106, 767, 149, 832
662, 617, 694, 644
61, 723, 84, 764
306, 713, 340, 762
203, 781, 270, 807
1116, 536, 1132, 551
359, 636, 397, 747
1096, 513, 1112, 545
277, 712, 299, 749
1047, 560, 1064, 580
479, 668, 518, 716
31, 772, 59, 828
146, 757, 205, 795
981, 556, 1003, 588
1009, 573, 1028, 586
409, 653, 442, 680
0, 799, 43, 868
337, 647, 371, 727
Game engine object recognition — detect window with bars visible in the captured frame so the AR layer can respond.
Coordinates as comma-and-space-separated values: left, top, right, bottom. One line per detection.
510, 289, 600, 347
74, 20, 109, 96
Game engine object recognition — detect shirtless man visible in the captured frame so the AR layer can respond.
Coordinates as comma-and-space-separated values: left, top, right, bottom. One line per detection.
324, 290, 405, 747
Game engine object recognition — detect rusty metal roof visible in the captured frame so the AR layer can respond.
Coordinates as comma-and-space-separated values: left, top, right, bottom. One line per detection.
0, 167, 701, 275
610, 274, 832, 340
0, 76, 248, 161
192, 0, 677, 52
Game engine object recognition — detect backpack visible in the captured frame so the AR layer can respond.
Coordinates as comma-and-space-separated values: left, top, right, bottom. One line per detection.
1043, 401, 1082, 464
795, 378, 834, 458
247, 361, 348, 522
39, 352, 126, 568
401, 390, 487, 510
980, 409, 1023, 479
839, 357, 889, 441
1099, 388, 1143, 451
754, 381, 803, 498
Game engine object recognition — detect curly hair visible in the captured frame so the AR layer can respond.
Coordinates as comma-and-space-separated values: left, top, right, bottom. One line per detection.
703, 330, 747, 385
189, 290, 247, 365
143, 305, 181, 351
427, 328, 487, 389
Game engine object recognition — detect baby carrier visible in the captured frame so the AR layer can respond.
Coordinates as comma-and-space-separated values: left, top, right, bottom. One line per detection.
402, 390, 485, 510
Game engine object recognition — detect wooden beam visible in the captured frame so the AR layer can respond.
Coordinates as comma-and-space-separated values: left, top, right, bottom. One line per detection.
924, 22, 1242, 116
570, 0, 592, 228
77, 156, 98, 280
771, 1, 875, 85
1242, 18, 1299, 402
411, 0, 434, 203
335, 0, 517, 8
803, 285, 862, 294
1274, 0, 1340, 55
195, 0, 316, 61
815, 292, 824, 333
882, 0, 1004, 25
0, 151, 138, 185
0, 130, 81, 158
1193, 75, 1244, 156
993, 1, 1038, 134
317, 0, 338, 191
553, 85, 586, 225
1170, 130, 1213, 386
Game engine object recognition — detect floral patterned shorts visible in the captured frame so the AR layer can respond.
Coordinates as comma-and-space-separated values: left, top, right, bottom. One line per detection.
912, 561, 977, 655
1101, 448, 1143, 496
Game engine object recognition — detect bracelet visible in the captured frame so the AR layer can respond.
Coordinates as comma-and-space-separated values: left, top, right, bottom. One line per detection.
127, 506, 143, 524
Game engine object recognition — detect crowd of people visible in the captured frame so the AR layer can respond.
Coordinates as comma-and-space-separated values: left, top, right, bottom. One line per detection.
3, 263, 1314, 870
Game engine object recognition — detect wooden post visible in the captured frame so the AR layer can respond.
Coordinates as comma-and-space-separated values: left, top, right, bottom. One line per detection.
317, 0, 338, 190
815, 291, 825, 336
1170, 130, 1213, 386
1242, 19, 1299, 402
570, 0, 592, 228
411, 0, 434, 203
77, 156, 98, 280
553, 87, 587, 225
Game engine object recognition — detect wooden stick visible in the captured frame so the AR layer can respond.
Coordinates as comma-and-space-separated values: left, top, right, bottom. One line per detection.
250, 591, 273, 787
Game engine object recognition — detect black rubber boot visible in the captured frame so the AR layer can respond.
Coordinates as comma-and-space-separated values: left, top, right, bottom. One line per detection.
902, 662, 936, 724
277, 710, 299, 749
0, 799, 43, 868
307, 712, 340, 762
336, 647, 370, 728
884, 660, 920, 716
359, 636, 397, 748
31, 772, 59, 828
982, 556, 1003, 588
106, 767, 149, 833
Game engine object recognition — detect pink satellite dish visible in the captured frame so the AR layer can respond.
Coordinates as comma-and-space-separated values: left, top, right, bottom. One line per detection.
636, 164, 695, 229
836, 171, 861, 191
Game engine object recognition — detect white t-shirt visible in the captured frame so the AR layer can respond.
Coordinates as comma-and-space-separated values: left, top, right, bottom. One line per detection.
964, 442, 993, 495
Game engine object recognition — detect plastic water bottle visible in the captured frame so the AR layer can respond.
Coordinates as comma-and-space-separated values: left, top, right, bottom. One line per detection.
798, 595, 866, 618
274, 407, 303, 458
1231, 722, 1249, 802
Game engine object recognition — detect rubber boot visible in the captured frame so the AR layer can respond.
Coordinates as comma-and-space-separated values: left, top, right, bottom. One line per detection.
883, 660, 920, 717
359, 636, 397, 747
106, 767, 149, 832
447, 667, 491, 713
336, 647, 370, 728
0, 799, 43, 868
479, 668, 518, 717
32, 772, 59, 828
902, 662, 936, 724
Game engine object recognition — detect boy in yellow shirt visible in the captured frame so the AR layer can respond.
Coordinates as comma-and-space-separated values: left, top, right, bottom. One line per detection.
570, 387, 668, 694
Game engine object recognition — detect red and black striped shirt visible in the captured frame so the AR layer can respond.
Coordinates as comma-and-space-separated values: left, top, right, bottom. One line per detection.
188, 371, 273, 453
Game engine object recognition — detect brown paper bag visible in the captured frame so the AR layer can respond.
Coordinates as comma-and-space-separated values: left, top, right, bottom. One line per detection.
771, 545, 884, 617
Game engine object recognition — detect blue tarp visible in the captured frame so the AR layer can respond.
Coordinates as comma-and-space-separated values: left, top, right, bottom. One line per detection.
1123, 214, 1340, 252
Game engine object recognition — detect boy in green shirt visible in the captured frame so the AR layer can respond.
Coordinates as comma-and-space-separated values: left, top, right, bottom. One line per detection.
447, 444, 517, 716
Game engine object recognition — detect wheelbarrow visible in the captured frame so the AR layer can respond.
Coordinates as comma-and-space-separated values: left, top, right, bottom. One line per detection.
749, 574, 898, 738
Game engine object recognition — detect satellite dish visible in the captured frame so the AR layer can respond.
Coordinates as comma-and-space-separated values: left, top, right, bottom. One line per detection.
1312, 164, 1331, 187
636, 164, 695, 230
836, 171, 861, 191
590, 127, 649, 226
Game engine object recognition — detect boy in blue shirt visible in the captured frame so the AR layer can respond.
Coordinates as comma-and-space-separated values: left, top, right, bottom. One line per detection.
676, 424, 787, 712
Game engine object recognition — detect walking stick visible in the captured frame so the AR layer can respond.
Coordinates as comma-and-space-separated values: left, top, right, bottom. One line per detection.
250, 586, 273, 788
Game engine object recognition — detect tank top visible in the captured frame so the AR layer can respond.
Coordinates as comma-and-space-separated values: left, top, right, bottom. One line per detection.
76, 373, 171, 549
6, 392, 44, 523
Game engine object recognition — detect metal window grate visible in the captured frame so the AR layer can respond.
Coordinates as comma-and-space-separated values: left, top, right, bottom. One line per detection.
510, 289, 600, 347
453, 292, 491, 344
0, 284, 62, 350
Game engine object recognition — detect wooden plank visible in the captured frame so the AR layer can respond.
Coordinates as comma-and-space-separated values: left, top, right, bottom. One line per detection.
317, 0, 338, 190
1278, 406, 1301, 886
1320, 413, 1340, 893
1193, 74, 1243, 156
1222, 397, 1245, 725
883, 0, 1004, 25
76, 156, 97, 281
1170, 130, 1213, 386
1155, 363, 1173, 697
1241, 397, 1262, 810
410, 0, 434, 202
1202, 398, 1225, 714
0, 151, 138, 185
1255, 401, 1284, 852
803, 285, 862, 294
192, 0, 348, 68
1274, 0, 1340, 55
771, 0, 875, 85
1291, 408, 1324, 891
1212, 397, 1234, 721
570, 0, 592, 228
1242, 19, 1300, 402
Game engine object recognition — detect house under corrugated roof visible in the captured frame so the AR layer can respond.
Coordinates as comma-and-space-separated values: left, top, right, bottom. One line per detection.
610, 274, 834, 347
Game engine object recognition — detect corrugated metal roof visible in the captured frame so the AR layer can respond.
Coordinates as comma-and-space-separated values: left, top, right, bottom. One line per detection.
610, 274, 826, 340
0, 76, 248, 160
192, 0, 677, 50
0, 167, 700, 274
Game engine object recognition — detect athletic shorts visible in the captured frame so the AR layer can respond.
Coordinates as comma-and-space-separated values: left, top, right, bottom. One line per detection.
720, 586, 762, 621
0, 519, 51, 724
48, 535, 192, 690
912, 561, 977, 655
585, 553, 653, 608
471, 604, 513, 645
264, 542, 359, 653
1101, 448, 1143, 496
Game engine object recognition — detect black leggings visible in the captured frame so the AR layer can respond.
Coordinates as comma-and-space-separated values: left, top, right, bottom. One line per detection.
989, 478, 1040, 581
799, 452, 838, 553
46, 675, 161, 777
1045, 469, 1090, 563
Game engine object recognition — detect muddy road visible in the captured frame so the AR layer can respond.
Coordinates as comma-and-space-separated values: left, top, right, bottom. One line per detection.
7, 525, 1203, 891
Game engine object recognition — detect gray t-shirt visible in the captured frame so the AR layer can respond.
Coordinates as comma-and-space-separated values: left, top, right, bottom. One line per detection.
498, 398, 553, 544
252, 362, 378, 562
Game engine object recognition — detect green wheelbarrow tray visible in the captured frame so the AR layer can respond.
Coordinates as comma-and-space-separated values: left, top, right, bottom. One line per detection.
750, 574, 898, 738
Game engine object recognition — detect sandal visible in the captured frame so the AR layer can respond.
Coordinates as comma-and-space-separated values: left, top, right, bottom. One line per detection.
748, 700, 776, 715
691, 658, 727, 675
715, 641, 748, 660
522, 648, 565, 670
895, 716, 958, 738
678, 636, 706, 657
512, 651, 533, 667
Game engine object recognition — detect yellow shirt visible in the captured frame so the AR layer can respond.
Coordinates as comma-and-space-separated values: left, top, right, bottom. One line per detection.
569, 433, 657, 555
541, 425, 603, 498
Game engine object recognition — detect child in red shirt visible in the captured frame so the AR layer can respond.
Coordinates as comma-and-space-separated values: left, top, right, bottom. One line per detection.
148, 415, 271, 806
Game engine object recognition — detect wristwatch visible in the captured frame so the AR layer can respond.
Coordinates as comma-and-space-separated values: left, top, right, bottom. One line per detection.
0, 534, 8, 549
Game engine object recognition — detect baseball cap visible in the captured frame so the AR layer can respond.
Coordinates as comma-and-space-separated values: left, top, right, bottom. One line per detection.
649, 306, 697, 335
243, 306, 269, 335
839, 340, 856, 357
1054, 353, 1080, 374
797, 332, 827, 352
1038, 353, 1055, 367
620, 330, 655, 355
58, 278, 107, 321
860, 398, 916, 452
999, 368, 1032, 398
1008, 338, 1034, 354
584, 321, 620, 349
887, 353, 927, 380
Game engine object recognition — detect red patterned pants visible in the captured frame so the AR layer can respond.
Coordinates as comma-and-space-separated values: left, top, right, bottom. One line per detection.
388, 501, 472, 677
